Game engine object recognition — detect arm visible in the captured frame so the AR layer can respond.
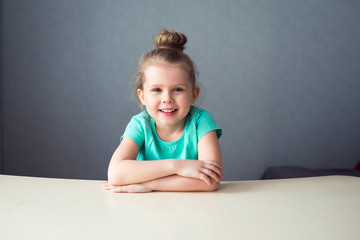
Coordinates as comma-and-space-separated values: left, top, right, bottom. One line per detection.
107, 136, 177, 186
107, 136, 222, 187
198, 130, 222, 167
106, 175, 218, 193
107, 130, 222, 192
145, 175, 220, 192
147, 130, 223, 192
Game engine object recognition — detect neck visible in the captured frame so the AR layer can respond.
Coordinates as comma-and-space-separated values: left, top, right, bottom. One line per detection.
155, 118, 187, 142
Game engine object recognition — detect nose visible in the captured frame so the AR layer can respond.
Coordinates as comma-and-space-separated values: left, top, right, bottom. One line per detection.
161, 91, 174, 103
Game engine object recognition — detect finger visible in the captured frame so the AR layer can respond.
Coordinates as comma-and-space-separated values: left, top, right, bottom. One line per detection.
201, 168, 221, 183
198, 173, 212, 186
110, 185, 126, 193
204, 163, 223, 179
102, 182, 111, 190
203, 160, 223, 170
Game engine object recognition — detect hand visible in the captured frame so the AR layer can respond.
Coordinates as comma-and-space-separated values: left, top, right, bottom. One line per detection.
175, 160, 223, 186
102, 182, 152, 193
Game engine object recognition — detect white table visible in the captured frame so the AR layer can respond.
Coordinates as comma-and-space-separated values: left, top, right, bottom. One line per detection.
1, 174, 359, 240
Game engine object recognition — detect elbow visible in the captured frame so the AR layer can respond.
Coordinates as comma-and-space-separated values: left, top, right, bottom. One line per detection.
212, 181, 220, 191
107, 169, 125, 186
205, 181, 220, 192
107, 171, 117, 186
107, 159, 131, 186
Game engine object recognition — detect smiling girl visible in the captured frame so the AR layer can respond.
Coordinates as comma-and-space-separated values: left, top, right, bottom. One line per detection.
103, 29, 223, 193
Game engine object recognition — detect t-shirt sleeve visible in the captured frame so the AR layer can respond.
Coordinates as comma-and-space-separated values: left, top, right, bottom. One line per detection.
121, 116, 145, 149
196, 110, 222, 140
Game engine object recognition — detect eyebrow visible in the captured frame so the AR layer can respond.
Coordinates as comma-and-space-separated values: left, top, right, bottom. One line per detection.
146, 84, 188, 89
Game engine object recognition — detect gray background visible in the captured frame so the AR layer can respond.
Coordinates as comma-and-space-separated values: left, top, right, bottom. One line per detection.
1, 0, 360, 180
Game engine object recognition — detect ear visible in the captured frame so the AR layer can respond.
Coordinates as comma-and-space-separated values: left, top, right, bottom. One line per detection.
137, 88, 146, 106
191, 86, 200, 104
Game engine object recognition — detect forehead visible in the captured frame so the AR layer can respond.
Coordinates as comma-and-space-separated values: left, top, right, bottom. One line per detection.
143, 63, 191, 86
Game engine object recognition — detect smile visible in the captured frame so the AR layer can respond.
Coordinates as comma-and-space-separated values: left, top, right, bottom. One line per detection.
159, 109, 178, 115
160, 109, 176, 113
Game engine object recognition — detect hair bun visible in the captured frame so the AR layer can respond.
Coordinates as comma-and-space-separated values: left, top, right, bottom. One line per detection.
155, 29, 187, 51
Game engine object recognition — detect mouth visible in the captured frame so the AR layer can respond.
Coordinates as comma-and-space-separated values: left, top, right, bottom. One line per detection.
160, 109, 177, 113
159, 108, 178, 115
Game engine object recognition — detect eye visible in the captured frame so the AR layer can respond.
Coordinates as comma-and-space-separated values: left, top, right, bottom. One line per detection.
152, 88, 161, 93
173, 87, 184, 92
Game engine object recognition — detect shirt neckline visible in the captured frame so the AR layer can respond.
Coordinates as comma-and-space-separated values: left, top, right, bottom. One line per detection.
148, 107, 195, 145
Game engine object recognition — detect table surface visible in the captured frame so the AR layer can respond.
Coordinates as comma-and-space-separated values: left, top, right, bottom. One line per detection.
1, 174, 359, 240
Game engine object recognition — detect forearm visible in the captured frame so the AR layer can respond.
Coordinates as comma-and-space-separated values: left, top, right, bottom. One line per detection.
144, 175, 220, 192
108, 157, 222, 189
108, 159, 177, 186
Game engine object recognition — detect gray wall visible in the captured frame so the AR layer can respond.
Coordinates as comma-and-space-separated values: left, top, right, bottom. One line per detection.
2, 0, 360, 180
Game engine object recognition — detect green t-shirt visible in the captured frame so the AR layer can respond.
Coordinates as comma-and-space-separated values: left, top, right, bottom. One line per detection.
121, 106, 222, 160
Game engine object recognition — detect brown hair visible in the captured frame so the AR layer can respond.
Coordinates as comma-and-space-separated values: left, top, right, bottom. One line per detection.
134, 29, 198, 103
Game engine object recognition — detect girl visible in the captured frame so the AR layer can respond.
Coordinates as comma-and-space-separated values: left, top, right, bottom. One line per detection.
103, 29, 223, 193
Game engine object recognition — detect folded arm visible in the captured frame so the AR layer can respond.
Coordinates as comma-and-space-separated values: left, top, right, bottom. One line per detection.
107, 137, 175, 185
146, 130, 222, 192
106, 130, 222, 192
145, 175, 220, 192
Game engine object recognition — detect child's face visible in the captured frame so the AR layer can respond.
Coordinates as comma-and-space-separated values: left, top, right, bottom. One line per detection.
137, 62, 199, 130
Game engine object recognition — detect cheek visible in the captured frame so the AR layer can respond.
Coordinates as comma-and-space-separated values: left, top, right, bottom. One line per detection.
187, 92, 195, 101
144, 95, 158, 106
177, 94, 193, 105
